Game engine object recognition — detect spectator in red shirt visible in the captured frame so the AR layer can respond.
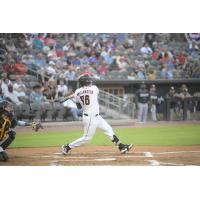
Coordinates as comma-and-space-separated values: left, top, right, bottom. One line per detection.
176, 52, 186, 65
4, 59, 16, 74
97, 63, 108, 76
44, 34, 56, 47
5, 59, 27, 75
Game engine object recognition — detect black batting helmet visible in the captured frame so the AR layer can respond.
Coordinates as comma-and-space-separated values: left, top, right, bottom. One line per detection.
78, 74, 92, 87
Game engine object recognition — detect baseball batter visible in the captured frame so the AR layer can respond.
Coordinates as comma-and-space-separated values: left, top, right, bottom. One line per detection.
62, 74, 133, 154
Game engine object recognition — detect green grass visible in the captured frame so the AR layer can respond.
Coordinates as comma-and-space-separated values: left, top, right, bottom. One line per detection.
10, 125, 200, 148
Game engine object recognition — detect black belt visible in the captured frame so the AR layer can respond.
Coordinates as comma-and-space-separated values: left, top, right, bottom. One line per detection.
83, 113, 99, 117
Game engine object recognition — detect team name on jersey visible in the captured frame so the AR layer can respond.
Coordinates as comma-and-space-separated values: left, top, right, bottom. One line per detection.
150, 96, 158, 99
140, 93, 149, 97
77, 90, 93, 96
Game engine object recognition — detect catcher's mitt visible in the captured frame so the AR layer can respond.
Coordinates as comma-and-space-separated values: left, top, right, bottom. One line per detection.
31, 121, 44, 132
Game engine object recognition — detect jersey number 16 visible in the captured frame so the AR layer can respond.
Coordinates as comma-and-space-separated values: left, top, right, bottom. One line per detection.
80, 95, 90, 105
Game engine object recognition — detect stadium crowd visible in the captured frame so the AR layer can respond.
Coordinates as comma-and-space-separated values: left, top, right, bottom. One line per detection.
0, 33, 200, 122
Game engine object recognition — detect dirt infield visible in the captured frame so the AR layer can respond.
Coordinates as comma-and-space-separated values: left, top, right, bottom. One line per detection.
2, 145, 200, 166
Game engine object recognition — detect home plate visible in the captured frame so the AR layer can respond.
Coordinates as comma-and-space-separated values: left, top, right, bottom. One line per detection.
95, 158, 116, 161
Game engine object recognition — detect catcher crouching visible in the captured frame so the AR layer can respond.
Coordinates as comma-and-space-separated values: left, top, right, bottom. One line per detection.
0, 100, 43, 162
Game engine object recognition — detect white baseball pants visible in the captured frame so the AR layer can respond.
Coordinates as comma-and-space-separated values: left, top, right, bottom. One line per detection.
69, 114, 114, 148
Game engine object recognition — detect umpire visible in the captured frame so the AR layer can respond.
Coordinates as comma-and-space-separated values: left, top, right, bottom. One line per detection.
135, 83, 150, 123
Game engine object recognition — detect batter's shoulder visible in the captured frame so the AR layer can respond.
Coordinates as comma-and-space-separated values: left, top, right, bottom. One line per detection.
92, 85, 99, 92
92, 85, 99, 90
75, 88, 82, 95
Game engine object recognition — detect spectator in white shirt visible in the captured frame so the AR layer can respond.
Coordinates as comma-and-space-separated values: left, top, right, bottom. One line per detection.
5, 84, 23, 105
56, 79, 68, 98
185, 33, 200, 50
0, 73, 11, 95
140, 42, 153, 55
46, 61, 57, 77
13, 76, 27, 97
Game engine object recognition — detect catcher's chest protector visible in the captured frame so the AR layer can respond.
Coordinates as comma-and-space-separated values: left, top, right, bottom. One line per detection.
0, 111, 11, 141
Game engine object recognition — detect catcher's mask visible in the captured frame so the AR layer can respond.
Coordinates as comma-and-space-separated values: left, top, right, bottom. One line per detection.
0, 100, 14, 113
78, 74, 92, 87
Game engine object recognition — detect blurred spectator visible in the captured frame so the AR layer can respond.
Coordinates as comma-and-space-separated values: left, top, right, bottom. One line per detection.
127, 71, 136, 80
13, 76, 27, 98
183, 56, 194, 78
160, 52, 174, 71
144, 33, 156, 49
140, 42, 153, 55
185, 33, 200, 51
34, 52, 47, 83
22, 53, 35, 69
42, 79, 57, 101
64, 65, 76, 80
5, 39, 17, 53
88, 51, 98, 65
116, 56, 129, 72
97, 63, 108, 76
46, 61, 57, 77
56, 79, 68, 98
4, 84, 23, 105
30, 84, 52, 120
30, 85, 47, 105
32, 34, 44, 50
0, 72, 11, 94
4, 59, 16, 74
148, 68, 156, 80
160, 64, 172, 79
0, 87, 6, 101
72, 56, 81, 66
136, 65, 147, 80
34, 52, 47, 69
102, 51, 114, 65
192, 60, 200, 78
175, 52, 186, 65
63, 98, 82, 121
44, 34, 56, 47
5, 59, 27, 75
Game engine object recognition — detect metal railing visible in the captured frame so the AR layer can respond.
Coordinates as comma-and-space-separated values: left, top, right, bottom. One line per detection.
98, 89, 135, 119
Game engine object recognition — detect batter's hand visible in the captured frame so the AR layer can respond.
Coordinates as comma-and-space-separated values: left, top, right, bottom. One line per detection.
31, 121, 44, 132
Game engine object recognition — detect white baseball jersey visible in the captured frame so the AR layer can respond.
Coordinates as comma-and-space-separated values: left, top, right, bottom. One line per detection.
74, 85, 99, 115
